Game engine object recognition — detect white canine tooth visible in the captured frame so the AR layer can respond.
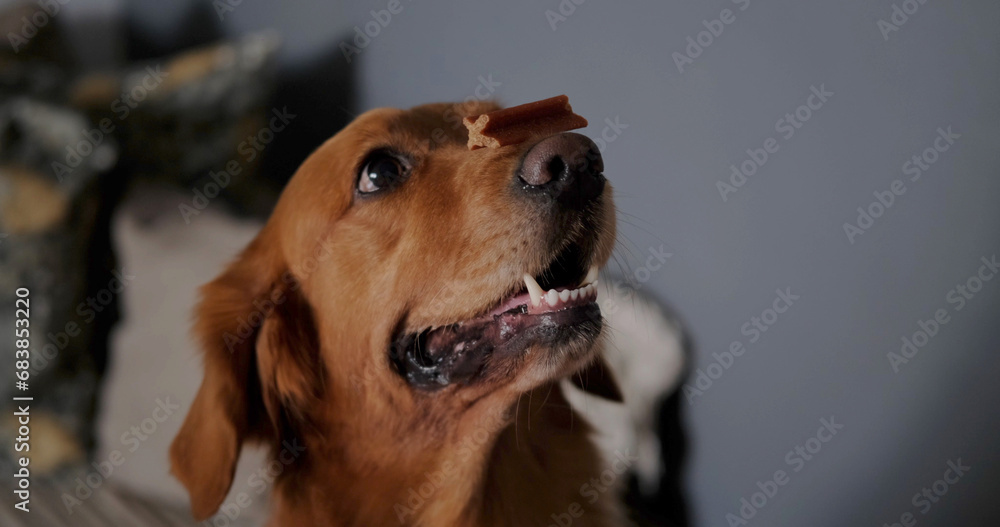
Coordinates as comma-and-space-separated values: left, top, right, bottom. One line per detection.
583, 265, 599, 286
559, 289, 570, 302
523, 274, 544, 306
570, 288, 579, 300
546, 289, 559, 306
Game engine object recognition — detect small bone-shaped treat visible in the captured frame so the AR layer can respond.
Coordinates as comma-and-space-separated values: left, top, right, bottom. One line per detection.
463, 95, 588, 150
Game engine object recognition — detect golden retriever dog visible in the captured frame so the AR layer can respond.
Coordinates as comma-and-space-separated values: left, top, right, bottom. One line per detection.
170, 99, 624, 526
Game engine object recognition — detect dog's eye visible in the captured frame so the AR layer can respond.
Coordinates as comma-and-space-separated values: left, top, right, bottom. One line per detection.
357, 154, 406, 194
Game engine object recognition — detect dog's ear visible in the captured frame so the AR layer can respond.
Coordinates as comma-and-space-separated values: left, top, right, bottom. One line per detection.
570, 355, 624, 403
255, 282, 323, 428
170, 234, 322, 520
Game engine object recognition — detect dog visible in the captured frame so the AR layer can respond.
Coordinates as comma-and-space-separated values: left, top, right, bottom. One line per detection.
170, 100, 625, 526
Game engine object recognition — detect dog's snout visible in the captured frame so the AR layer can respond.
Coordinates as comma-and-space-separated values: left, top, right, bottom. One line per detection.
517, 133, 605, 207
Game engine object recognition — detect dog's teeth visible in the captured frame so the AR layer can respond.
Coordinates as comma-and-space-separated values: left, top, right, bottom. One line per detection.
546, 289, 559, 306
559, 290, 570, 302
570, 288, 579, 300
583, 265, 599, 286
524, 274, 544, 306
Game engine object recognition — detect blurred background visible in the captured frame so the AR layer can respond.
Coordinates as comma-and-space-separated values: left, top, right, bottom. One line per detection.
0, 0, 998, 525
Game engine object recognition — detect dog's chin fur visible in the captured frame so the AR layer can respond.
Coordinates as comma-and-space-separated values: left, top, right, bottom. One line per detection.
170, 100, 623, 526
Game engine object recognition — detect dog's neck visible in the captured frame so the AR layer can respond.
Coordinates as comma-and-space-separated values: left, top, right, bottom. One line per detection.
269, 383, 619, 527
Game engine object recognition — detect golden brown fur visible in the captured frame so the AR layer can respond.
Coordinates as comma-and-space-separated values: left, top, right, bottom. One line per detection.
170, 100, 621, 526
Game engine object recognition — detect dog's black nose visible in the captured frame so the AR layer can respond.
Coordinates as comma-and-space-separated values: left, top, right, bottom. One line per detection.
518, 133, 605, 207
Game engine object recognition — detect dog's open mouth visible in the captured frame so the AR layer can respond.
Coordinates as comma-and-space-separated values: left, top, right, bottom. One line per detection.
390, 242, 603, 389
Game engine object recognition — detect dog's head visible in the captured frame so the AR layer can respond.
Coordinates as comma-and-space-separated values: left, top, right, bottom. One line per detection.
170, 100, 619, 519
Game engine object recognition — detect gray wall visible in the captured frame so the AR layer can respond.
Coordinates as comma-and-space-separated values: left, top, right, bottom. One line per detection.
110, 0, 1000, 524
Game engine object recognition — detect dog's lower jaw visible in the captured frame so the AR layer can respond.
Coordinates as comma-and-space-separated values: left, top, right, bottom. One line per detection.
266, 383, 621, 527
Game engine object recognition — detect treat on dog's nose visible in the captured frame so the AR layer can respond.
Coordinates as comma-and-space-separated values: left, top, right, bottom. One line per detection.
463, 94, 588, 150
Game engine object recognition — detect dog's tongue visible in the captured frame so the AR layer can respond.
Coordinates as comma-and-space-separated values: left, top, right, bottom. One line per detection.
398, 312, 516, 388
392, 277, 600, 388
393, 302, 602, 389
487, 291, 532, 317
